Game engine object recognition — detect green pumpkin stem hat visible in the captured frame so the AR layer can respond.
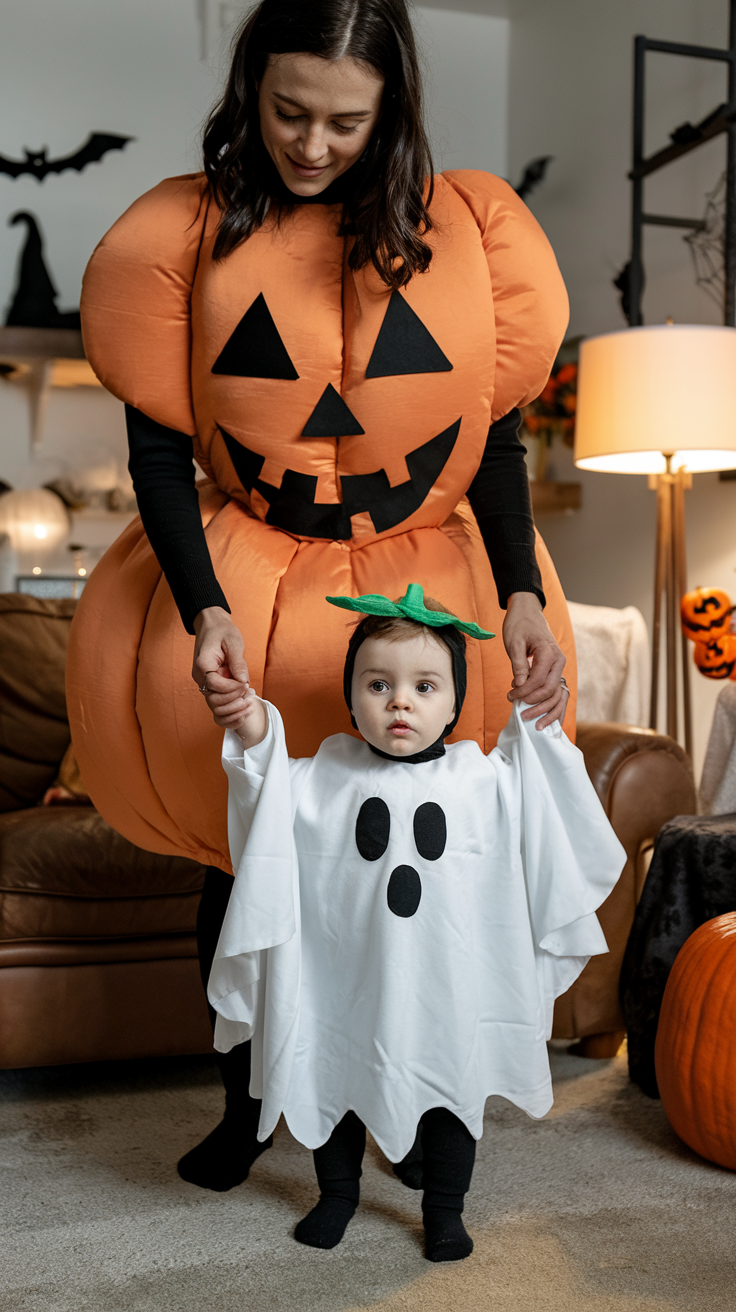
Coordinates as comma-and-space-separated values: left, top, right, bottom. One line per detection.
326, 583, 494, 640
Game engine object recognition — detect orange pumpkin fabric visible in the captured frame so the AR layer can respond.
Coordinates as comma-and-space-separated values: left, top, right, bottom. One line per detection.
655, 912, 736, 1169
68, 169, 574, 871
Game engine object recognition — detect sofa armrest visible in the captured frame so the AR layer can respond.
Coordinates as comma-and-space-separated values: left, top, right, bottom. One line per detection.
576, 721, 696, 859
551, 722, 696, 1042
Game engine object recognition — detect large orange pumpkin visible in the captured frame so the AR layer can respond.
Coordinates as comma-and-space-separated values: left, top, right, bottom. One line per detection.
693, 634, 736, 680
681, 586, 733, 642
655, 913, 736, 1169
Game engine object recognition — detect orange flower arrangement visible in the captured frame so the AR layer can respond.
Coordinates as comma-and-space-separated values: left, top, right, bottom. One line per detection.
521, 356, 578, 448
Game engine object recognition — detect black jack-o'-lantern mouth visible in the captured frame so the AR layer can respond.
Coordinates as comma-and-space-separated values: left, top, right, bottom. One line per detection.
212, 290, 459, 538
218, 419, 460, 538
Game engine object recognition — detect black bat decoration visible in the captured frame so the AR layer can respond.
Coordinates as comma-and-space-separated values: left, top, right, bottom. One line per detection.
0, 132, 133, 181
613, 259, 645, 326
515, 155, 553, 202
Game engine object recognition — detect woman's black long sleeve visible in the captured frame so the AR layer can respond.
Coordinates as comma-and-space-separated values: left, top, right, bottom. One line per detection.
466, 408, 546, 610
126, 403, 544, 635
125, 405, 231, 635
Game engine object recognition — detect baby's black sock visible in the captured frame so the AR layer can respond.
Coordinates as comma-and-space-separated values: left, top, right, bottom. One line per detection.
421, 1108, 476, 1262
392, 1122, 424, 1189
177, 1040, 272, 1192
295, 1111, 366, 1249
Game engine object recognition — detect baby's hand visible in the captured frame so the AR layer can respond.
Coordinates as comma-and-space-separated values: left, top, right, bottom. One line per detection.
202, 670, 268, 748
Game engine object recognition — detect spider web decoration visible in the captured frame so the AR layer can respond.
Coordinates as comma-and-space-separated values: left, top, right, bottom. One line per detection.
684, 171, 726, 309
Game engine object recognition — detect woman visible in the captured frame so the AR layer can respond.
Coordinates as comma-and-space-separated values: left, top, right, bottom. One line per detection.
67, 0, 574, 1194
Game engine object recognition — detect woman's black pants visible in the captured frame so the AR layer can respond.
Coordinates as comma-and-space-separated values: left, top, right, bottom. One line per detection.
198, 865, 258, 1123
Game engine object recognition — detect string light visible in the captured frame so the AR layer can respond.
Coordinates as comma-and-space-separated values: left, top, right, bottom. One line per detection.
32, 566, 42, 576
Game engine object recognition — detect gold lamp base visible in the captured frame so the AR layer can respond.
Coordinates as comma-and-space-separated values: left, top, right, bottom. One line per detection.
648, 463, 692, 755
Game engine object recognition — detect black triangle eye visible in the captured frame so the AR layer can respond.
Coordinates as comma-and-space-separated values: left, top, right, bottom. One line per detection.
365, 290, 453, 379
212, 292, 299, 379
301, 383, 365, 437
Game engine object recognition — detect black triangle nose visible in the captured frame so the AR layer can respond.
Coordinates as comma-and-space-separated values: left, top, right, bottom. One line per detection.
301, 383, 365, 437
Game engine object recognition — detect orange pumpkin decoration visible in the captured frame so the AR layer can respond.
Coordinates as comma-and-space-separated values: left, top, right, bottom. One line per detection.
655, 913, 736, 1169
68, 170, 574, 870
693, 634, 736, 679
681, 586, 733, 642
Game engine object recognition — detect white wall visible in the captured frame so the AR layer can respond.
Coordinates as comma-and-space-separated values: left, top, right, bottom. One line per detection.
0, 0, 215, 318
0, 0, 217, 566
415, 7, 509, 177
505, 0, 736, 775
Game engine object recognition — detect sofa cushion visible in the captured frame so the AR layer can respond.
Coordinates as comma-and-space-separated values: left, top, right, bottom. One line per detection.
0, 806, 207, 941
0, 594, 76, 811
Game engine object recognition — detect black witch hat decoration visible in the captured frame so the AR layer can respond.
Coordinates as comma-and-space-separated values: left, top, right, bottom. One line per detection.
4, 212, 81, 329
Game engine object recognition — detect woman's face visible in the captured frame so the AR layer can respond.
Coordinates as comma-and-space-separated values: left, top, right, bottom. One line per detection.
258, 52, 384, 196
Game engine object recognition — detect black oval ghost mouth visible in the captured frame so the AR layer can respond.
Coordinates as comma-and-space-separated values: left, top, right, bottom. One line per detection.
387, 865, 422, 917
218, 419, 460, 539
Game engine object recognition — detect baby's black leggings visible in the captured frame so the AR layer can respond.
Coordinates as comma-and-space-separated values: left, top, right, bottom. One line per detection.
314, 1107, 476, 1216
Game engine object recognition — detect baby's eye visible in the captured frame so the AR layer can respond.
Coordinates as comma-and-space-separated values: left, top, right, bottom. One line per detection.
416, 682, 433, 694
369, 680, 388, 693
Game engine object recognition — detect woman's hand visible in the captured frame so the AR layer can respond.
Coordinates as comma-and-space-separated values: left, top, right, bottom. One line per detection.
503, 592, 569, 729
203, 673, 268, 748
192, 606, 250, 689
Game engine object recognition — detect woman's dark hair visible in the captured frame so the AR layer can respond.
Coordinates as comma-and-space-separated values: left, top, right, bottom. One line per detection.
202, 0, 434, 288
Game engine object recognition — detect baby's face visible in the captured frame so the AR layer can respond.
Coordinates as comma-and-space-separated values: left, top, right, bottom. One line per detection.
351, 633, 456, 757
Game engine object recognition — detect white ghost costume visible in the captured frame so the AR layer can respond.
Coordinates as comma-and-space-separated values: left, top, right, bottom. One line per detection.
208, 702, 625, 1163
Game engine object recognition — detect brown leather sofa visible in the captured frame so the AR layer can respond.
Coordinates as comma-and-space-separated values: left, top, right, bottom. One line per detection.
0, 594, 211, 1068
552, 721, 696, 1055
0, 593, 696, 1070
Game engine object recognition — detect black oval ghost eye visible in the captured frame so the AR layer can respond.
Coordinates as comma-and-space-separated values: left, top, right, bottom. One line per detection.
413, 802, 446, 861
355, 797, 390, 861
387, 865, 422, 917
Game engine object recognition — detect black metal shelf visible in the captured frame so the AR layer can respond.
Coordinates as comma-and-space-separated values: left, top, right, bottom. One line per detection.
627, 7, 736, 326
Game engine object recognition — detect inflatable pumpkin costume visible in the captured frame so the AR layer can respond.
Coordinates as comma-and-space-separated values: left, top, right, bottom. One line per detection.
67, 168, 574, 872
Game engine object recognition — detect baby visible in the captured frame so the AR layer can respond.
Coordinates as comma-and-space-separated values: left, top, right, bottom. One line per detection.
204, 585, 624, 1262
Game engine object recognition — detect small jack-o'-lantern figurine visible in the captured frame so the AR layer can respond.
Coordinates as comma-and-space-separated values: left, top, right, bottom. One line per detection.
681, 586, 733, 643
693, 634, 736, 680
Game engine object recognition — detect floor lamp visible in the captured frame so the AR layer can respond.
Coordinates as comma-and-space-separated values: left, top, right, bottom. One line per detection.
573, 324, 736, 754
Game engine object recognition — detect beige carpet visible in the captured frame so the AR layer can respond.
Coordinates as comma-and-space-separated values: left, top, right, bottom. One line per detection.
2, 1043, 735, 1311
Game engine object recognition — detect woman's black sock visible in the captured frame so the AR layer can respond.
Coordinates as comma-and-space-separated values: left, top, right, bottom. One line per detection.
295, 1112, 366, 1249
177, 1038, 272, 1191
177, 867, 271, 1192
421, 1108, 476, 1262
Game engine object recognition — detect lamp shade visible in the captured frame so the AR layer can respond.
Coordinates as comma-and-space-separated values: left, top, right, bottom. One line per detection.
574, 325, 736, 474
0, 488, 70, 555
